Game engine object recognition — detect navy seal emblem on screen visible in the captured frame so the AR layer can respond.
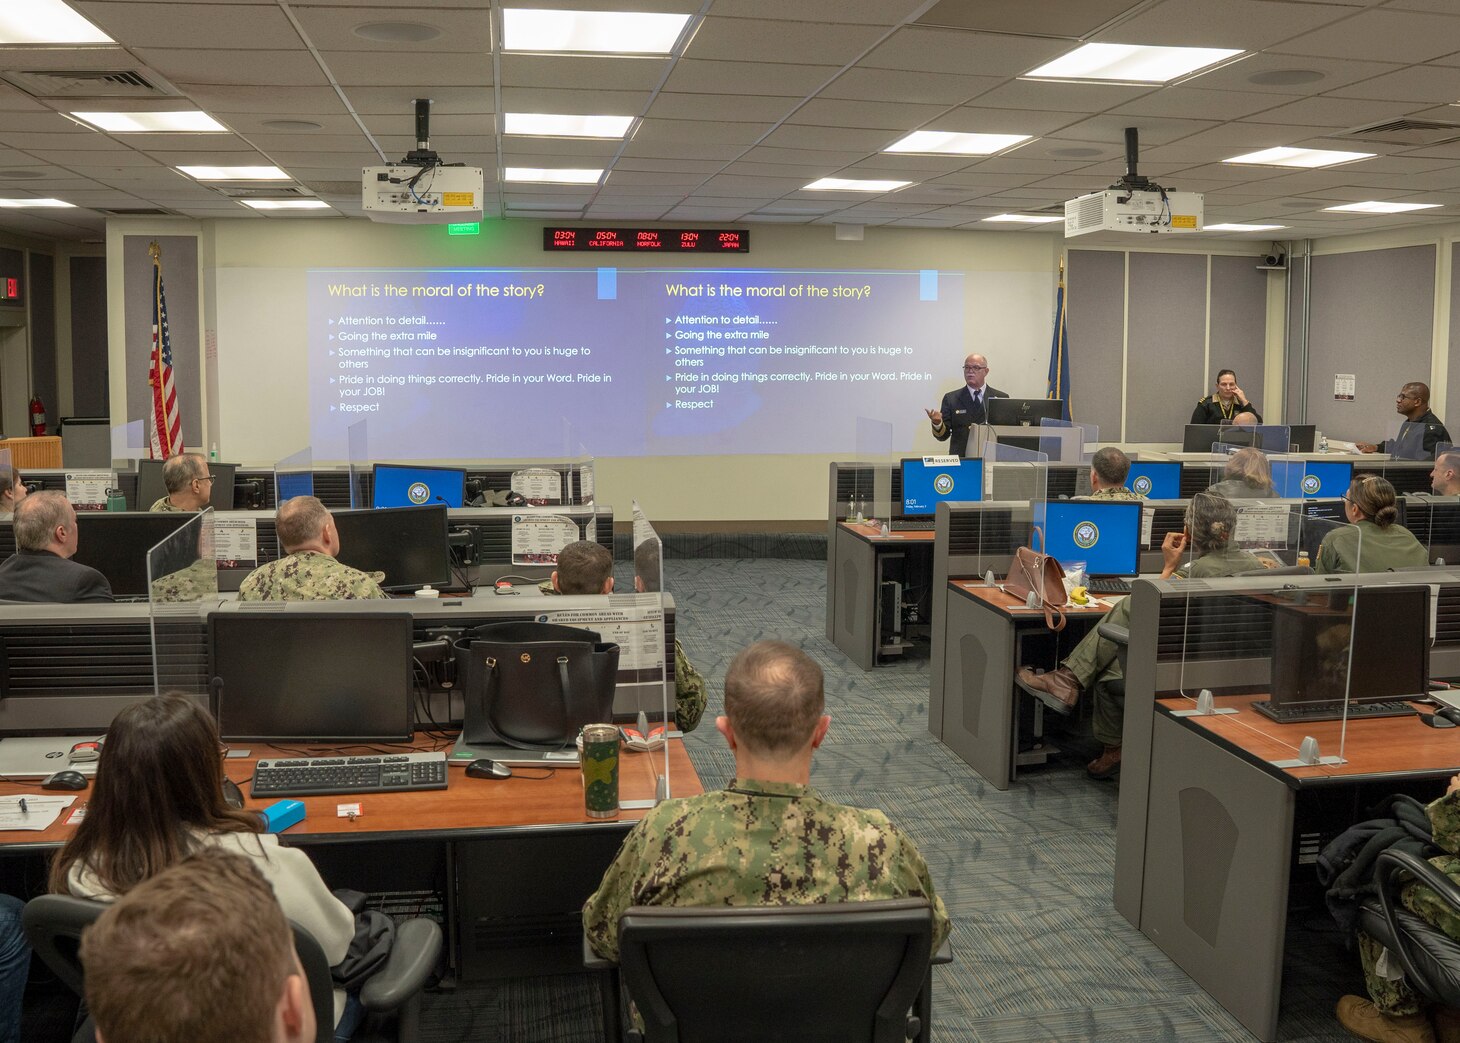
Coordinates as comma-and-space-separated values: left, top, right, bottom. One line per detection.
1301, 474, 1321, 495
1132, 476, 1152, 496
408, 482, 431, 504
933, 473, 955, 496
1073, 521, 1100, 550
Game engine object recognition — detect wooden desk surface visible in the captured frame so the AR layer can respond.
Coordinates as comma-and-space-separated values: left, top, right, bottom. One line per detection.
838, 521, 935, 543
1157, 693, 1460, 786
0, 737, 704, 852
950, 579, 1116, 620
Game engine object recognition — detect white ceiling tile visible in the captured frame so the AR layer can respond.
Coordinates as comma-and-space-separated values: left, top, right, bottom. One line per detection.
290, 6, 490, 53
965, 79, 1156, 113
933, 107, 1089, 136
1327, 65, 1460, 103
686, 17, 885, 66
133, 49, 329, 85
914, 0, 1146, 37
1094, 0, 1358, 49
619, 140, 748, 161
1111, 88, 1286, 122
1278, 10, 1460, 64
648, 94, 800, 123
757, 124, 895, 151
498, 88, 642, 115
1183, 52, 1403, 95
861, 28, 1071, 77
633, 118, 772, 146
615, 157, 725, 173
497, 137, 618, 158
712, 0, 924, 24
359, 113, 490, 138
721, 160, 837, 177
325, 50, 490, 87
788, 98, 950, 131
499, 55, 667, 92
180, 86, 348, 114
1246, 95, 1431, 128
819, 68, 1001, 106
738, 146, 870, 167
662, 59, 839, 97
75, 2, 302, 48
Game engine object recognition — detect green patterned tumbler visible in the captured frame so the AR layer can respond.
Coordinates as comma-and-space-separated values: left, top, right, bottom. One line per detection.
581, 724, 620, 819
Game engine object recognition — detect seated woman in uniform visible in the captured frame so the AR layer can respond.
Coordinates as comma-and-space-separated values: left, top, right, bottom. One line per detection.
1206, 446, 1277, 499
49, 693, 363, 1040
1315, 474, 1428, 574
1015, 493, 1263, 780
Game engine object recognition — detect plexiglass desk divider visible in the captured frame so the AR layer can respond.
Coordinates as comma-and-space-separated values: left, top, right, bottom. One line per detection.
148, 508, 217, 698
631, 501, 671, 803
346, 419, 369, 508
1036, 419, 1094, 465
274, 446, 313, 503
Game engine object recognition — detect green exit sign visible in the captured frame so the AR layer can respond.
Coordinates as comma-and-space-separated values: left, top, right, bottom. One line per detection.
447, 222, 481, 236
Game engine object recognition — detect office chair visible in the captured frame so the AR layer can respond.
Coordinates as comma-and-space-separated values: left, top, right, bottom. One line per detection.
22, 893, 442, 1043
584, 899, 951, 1043
1356, 849, 1460, 1008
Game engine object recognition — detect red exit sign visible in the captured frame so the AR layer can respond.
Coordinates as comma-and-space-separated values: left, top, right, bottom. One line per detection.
544, 227, 749, 252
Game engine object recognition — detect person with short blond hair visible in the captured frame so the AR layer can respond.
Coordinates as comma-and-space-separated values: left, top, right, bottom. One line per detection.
1433, 449, 1460, 496
583, 639, 949, 961
0, 491, 112, 602
81, 847, 315, 1043
0, 467, 25, 517
238, 496, 386, 601
151, 453, 214, 512
1207, 446, 1277, 499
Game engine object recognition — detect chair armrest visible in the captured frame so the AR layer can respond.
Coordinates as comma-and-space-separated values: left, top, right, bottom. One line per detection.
583, 932, 617, 971
931, 937, 953, 967
358, 917, 442, 1012
1376, 849, 1460, 916
1096, 622, 1129, 647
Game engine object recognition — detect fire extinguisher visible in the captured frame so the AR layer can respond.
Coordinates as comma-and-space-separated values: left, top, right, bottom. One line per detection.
28, 396, 45, 437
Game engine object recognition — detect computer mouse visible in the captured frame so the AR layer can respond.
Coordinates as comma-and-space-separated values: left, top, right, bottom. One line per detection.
41, 770, 88, 791
1419, 711, 1457, 729
1437, 706, 1460, 728
221, 777, 245, 809
465, 759, 512, 780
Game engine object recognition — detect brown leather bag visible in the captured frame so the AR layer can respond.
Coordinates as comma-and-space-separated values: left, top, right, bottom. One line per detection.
1002, 526, 1067, 632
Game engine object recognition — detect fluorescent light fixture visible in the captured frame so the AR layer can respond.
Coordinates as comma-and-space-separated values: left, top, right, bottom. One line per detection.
982, 213, 1063, 224
0, 0, 112, 44
177, 165, 289, 181
885, 131, 1031, 156
1203, 222, 1286, 232
240, 199, 331, 210
0, 198, 74, 208
1223, 146, 1373, 168
71, 111, 226, 133
1026, 42, 1243, 84
504, 167, 604, 184
502, 9, 690, 54
504, 113, 634, 138
803, 177, 912, 192
1323, 200, 1442, 214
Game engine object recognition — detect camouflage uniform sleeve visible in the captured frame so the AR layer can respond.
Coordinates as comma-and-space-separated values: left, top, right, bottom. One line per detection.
1396, 790, 1460, 946
674, 639, 707, 733
582, 818, 656, 961
889, 822, 951, 953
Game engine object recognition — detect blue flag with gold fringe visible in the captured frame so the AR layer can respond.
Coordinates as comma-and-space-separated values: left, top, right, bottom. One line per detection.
1047, 263, 1072, 421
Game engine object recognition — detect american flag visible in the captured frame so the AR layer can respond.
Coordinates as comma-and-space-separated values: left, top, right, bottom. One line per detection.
147, 241, 182, 459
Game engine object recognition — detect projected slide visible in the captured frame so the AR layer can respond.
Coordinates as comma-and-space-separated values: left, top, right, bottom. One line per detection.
308, 267, 963, 457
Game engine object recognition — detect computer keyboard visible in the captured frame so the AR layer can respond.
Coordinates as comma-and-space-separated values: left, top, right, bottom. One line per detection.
250, 752, 448, 798
1251, 699, 1418, 724
888, 520, 933, 532
1086, 577, 1133, 595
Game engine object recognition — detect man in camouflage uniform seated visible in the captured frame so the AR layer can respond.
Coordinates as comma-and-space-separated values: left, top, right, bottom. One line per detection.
237, 496, 386, 602
582, 639, 950, 962
1080, 446, 1142, 501
150, 453, 214, 512
542, 539, 706, 733
1338, 775, 1460, 1043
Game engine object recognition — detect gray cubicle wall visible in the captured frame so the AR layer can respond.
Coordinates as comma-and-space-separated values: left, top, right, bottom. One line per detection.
1209, 255, 1267, 414
1066, 250, 1125, 439
1448, 242, 1460, 426
1127, 253, 1206, 443
1304, 244, 1436, 443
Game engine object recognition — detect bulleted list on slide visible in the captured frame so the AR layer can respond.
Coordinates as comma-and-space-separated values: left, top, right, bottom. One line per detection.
308, 268, 960, 458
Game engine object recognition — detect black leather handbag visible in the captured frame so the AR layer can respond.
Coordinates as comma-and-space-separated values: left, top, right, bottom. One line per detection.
455, 621, 619, 750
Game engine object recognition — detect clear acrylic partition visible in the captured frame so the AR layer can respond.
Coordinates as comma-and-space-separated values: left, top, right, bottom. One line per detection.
1171, 519, 1364, 768
148, 508, 217, 697
109, 420, 146, 467
630, 501, 672, 803
1405, 446, 1459, 564
1206, 443, 1280, 498
274, 446, 313, 504
346, 418, 369, 509
854, 416, 897, 523
1036, 419, 1097, 465
983, 442, 1048, 584
1218, 424, 1293, 453
572, 453, 595, 506
1386, 419, 1433, 461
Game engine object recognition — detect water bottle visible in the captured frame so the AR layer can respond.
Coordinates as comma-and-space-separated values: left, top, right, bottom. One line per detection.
1318, 432, 1329, 454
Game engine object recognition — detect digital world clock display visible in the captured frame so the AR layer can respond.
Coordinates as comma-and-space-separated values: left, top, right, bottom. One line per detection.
543, 227, 749, 252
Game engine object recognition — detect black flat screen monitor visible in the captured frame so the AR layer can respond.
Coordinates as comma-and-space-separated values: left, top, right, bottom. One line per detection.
330, 505, 451, 591
372, 464, 466, 509
987, 398, 1064, 428
1268, 585, 1429, 709
136, 460, 238, 511
209, 610, 414, 742
70, 513, 195, 597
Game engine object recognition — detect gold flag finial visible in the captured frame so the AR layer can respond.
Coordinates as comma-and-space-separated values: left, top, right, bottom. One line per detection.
148, 241, 160, 263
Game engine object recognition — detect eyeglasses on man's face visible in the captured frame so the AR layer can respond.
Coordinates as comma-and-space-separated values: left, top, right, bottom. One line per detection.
963, 365, 988, 373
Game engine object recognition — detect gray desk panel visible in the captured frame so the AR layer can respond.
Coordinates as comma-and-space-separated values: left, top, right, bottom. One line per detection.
939, 593, 1017, 789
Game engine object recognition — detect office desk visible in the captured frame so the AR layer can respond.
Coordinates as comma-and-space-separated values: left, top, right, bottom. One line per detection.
1126, 693, 1460, 1041
829, 521, 934, 670
0, 737, 704, 980
930, 580, 1111, 790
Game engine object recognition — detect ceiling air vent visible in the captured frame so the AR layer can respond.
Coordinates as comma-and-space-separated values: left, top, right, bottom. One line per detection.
0, 69, 179, 99
1341, 119, 1460, 147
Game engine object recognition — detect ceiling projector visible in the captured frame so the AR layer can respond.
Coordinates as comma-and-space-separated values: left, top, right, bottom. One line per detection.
362, 99, 483, 224
1064, 127, 1202, 237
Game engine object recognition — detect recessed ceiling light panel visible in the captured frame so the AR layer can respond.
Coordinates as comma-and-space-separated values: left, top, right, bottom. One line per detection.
177, 165, 289, 181
1323, 201, 1441, 214
982, 214, 1063, 224
1025, 42, 1243, 84
885, 131, 1031, 156
504, 167, 604, 184
242, 199, 332, 210
803, 177, 912, 192
0, 198, 74, 208
1203, 222, 1286, 231
502, 9, 691, 54
505, 113, 634, 138
0, 0, 112, 44
71, 111, 226, 133
1224, 146, 1373, 168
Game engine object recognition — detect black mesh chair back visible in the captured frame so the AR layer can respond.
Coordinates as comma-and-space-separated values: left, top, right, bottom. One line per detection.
1358, 849, 1460, 1009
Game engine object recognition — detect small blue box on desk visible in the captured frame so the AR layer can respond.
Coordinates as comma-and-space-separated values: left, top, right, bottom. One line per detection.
261, 799, 305, 833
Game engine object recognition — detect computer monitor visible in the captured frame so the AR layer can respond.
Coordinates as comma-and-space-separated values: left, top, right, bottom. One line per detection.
987, 398, 1064, 428
136, 459, 238, 511
330, 505, 452, 591
1040, 501, 1142, 577
900, 458, 983, 516
371, 464, 466, 509
1125, 461, 1181, 500
275, 471, 314, 503
1288, 425, 1316, 452
1267, 585, 1429, 710
70, 513, 195, 597
1271, 460, 1353, 498
209, 610, 414, 742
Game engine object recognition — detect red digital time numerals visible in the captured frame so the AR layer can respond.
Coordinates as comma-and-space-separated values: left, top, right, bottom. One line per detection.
544, 227, 748, 252
3, 278, 16, 300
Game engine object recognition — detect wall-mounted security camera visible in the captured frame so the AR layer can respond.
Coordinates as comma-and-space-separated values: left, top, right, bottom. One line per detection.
1257, 244, 1287, 270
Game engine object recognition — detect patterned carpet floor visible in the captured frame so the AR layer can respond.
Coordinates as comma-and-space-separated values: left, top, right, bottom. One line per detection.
410, 557, 1368, 1042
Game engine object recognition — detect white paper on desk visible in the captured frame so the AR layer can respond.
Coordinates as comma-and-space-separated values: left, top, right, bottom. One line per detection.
534, 597, 665, 674
1233, 504, 1289, 548
0, 795, 75, 831
511, 514, 579, 565
213, 517, 257, 564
